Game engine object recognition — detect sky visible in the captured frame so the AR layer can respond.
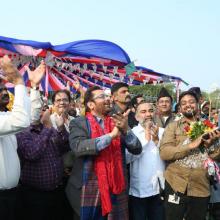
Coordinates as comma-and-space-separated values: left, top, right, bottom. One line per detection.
1, 0, 220, 92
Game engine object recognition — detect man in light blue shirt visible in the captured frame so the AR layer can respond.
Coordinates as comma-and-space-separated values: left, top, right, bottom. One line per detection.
126, 101, 165, 220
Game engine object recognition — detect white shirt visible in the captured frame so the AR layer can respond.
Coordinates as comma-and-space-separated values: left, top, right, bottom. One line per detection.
0, 85, 31, 189
50, 113, 74, 132
126, 124, 165, 198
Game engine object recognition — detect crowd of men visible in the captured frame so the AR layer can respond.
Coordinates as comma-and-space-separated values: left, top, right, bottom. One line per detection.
0, 55, 220, 220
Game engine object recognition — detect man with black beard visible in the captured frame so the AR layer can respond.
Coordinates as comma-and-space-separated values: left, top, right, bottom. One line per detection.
160, 90, 220, 220
111, 82, 131, 116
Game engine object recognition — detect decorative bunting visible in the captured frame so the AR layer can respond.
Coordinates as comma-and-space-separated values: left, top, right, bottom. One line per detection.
129, 75, 135, 84
125, 61, 136, 76
109, 73, 114, 80
145, 76, 150, 83
103, 65, 107, 73
45, 52, 55, 67
0, 36, 187, 94
153, 80, 157, 85
137, 69, 142, 78
113, 66, 118, 75
92, 63, 97, 72
119, 73, 124, 82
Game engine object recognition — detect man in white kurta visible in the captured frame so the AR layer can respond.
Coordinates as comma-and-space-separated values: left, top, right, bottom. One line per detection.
0, 56, 45, 220
126, 101, 165, 220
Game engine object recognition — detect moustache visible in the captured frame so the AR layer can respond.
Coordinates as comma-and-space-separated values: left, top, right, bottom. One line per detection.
126, 95, 131, 99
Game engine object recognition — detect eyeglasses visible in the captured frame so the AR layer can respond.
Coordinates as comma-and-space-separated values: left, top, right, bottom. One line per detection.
92, 94, 108, 100
54, 98, 69, 103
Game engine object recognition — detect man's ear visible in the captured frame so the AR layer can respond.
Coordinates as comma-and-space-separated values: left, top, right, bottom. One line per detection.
87, 101, 94, 111
135, 113, 139, 122
112, 93, 118, 102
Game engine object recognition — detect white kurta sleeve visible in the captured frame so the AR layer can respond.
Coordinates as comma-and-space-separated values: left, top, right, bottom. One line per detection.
0, 85, 31, 137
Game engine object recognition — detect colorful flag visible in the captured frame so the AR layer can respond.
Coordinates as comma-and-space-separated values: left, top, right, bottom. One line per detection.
125, 61, 136, 76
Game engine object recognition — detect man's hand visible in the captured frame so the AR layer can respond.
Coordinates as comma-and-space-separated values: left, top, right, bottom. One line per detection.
109, 126, 121, 139
151, 125, 159, 144
73, 78, 81, 91
188, 136, 203, 150
26, 60, 46, 87
202, 130, 220, 148
65, 81, 71, 91
0, 55, 24, 85
54, 113, 65, 131
41, 109, 52, 128
112, 109, 130, 134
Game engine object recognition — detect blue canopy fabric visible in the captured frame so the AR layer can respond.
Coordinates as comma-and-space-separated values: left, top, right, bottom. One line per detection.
0, 36, 187, 93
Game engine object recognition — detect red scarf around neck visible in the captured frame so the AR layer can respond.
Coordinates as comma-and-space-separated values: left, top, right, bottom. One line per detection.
86, 112, 125, 216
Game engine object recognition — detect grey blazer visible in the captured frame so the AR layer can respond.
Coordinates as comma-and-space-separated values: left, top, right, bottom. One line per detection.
65, 116, 142, 215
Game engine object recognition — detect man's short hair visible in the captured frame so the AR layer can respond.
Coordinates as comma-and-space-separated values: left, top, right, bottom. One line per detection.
135, 100, 154, 112
131, 94, 143, 108
52, 89, 71, 104
84, 86, 101, 112
111, 82, 128, 95
179, 91, 199, 103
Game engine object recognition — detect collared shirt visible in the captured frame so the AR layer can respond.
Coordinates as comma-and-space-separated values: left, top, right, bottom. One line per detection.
0, 85, 30, 189
50, 113, 74, 132
17, 124, 69, 191
126, 124, 165, 198
160, 117, 220, 197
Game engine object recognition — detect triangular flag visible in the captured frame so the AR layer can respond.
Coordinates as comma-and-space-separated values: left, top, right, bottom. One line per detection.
125, 61, 136, 76
45, 52, 55, 67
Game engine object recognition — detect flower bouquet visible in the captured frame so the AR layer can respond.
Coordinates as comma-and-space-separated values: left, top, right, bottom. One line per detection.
184, 119, 215, 152
184, 119, 220, 185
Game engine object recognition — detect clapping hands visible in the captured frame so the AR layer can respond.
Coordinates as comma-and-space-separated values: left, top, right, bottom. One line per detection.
0, 55, 24, 85
26, 60, 46, 87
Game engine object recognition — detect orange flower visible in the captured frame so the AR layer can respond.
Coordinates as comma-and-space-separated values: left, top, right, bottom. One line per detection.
184, 125, 190, 133
203, 119, 215, 129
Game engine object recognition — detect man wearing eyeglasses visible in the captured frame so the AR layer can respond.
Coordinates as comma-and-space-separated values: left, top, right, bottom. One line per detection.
50, 89, 76, 219
66, 86, 142, 220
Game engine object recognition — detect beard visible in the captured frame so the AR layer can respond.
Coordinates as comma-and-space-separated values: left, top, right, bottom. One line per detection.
125, 95, 131, 103
182, 110, 197, 118
140, 118, 153, 128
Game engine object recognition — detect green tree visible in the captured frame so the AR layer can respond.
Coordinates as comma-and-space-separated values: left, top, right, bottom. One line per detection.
207, 89, 220, 109
129, 83, 176, 102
